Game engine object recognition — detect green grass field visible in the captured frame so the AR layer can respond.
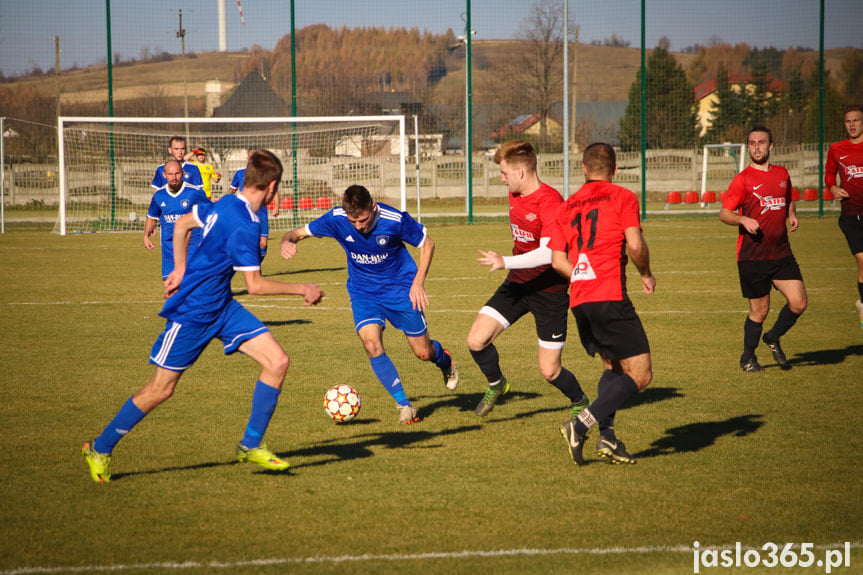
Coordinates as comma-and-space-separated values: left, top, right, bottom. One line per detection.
1, 217, 861, 574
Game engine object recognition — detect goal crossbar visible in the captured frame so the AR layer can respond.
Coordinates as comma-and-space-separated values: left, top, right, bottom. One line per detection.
56, 115, 407, 235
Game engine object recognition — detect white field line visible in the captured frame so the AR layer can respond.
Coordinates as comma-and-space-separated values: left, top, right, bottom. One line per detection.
2, 542, 860, 574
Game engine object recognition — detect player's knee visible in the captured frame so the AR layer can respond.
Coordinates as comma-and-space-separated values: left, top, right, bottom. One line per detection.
135, 385, 174, 411
539, 364, 560, 382
266, 350, 290, 378
362, 341, 385, 358
790, 297, 807, 315
633, 369, 653, 391
466, 330, 490, 352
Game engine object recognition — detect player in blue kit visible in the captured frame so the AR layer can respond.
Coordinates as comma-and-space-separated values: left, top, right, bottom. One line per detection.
144, 159, 210, 279
152, 135, 203, 189
231, 149, 280, 260
279, 185, 458, 425
82, 150, 324, 483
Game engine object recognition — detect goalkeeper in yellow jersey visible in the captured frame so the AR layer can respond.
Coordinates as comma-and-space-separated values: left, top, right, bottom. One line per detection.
186, 147, 221, 199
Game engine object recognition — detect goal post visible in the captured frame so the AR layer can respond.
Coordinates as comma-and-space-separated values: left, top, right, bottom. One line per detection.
55, 115, 408, 235
701, 143, 746, 202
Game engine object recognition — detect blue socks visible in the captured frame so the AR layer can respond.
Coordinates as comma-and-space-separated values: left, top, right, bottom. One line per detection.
431, 340, 451, 370
241, 380, 281, 449
93, 397, 147, 454
370, 353, 408, 406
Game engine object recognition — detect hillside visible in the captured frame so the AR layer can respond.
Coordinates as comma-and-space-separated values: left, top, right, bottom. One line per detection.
2, 40, 849, 111
4, 42, 704, 108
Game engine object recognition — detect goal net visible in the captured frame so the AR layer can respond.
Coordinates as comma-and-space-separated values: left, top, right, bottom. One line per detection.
55, 116, 407, 235
700, 143, 746, 202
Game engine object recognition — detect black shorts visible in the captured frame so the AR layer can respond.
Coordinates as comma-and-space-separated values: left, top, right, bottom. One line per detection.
737, 255, 804, 299
571, 299, 650, 361
838, 215, 863, 255
482, 280, 569, 345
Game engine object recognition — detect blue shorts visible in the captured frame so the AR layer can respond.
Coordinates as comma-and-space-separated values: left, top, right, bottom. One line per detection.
351, 296, 428, 337
150, 299, 269, 372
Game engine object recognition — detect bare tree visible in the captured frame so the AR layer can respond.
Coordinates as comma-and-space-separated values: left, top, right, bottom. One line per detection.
496, 0, 573, 152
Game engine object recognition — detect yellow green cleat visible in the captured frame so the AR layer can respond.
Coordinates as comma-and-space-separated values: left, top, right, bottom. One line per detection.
82, 441, 111, 483
236, 442, 290, 471
475, 378, 510, 417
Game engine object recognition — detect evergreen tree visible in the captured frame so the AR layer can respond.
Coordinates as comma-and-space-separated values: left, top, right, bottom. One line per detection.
620, 43, 699, 151
705, 62, 747, 144
840, 48, 863, 103
746, 60, 780, 126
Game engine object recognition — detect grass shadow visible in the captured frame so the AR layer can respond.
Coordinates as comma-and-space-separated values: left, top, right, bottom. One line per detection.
280, 424, 483, 469
264, 319, 313, 327
634, 414, 764, 459
265, 266, 346, 278
619, 386, 684, 410
789, 344, 863, 367
112, 459, 240, 481
415, 390, 543, 418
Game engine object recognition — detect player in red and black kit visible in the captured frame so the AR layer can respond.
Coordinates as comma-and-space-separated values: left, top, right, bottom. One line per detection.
720, 126, 807, 372
825, 104, 863, 329
467, 139, 588, 420
549, 142, 654, 466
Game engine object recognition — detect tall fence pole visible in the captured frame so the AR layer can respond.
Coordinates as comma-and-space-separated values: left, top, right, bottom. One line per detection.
562, 0, 570, 199
639, 0, 647, 221
290, 0, 299, 228
1, 117, 5, 235
818, 0, 825, 218
465, 0, 473, 224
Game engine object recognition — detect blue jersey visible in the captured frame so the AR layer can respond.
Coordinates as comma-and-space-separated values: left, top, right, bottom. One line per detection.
230, 168, 269, 237
147, 182, 210, 279
307, 203, 427, 299
160, 194, 262, 326
152, 161, 203, 189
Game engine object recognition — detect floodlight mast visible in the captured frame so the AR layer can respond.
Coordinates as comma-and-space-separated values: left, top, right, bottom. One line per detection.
177, 10, 189, 138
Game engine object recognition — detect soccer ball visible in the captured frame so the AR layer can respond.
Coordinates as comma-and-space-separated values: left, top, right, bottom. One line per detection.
324, 384, 361, 422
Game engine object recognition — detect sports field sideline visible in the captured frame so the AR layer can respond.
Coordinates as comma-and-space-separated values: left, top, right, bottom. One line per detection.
0, 216, 860, 574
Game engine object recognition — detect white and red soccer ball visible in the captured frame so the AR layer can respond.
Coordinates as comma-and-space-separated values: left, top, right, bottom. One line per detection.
324, 384, 361, 422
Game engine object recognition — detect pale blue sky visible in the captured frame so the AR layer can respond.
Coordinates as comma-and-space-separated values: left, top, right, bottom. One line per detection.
1, 0, 859, 77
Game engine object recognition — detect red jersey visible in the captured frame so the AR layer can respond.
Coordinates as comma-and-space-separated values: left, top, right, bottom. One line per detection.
549, 180, 641, 307
825, 139, 863, 216
722, 164, 793, 262
506, 182, 568, 292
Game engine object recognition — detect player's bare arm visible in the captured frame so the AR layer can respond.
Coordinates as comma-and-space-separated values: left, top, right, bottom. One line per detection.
719, 207, 760, 235
551, 249, 573, 279
279, 226, 310, 259
625, 226, 655, 294
410, 236, 434, 311
788, 201, 799, 232
143, 218, 157, 251
164, 212, 200, 298
243, 269, 324, 305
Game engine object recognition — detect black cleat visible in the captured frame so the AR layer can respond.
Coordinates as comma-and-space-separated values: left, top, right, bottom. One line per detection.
740, 354, 764, 373
559, 420, 587, 466
597, 436, 636, 465
762, 335, 790, 369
